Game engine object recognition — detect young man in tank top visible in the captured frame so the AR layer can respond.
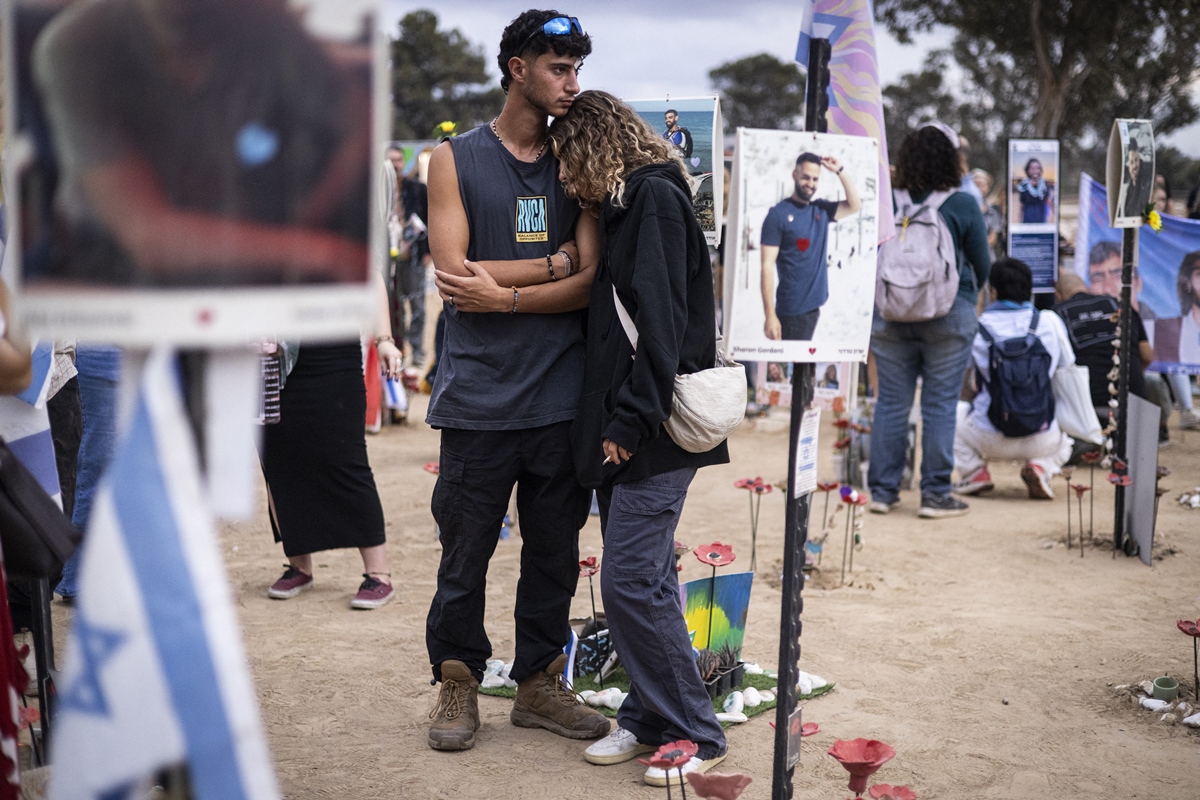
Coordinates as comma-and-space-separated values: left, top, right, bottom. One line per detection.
422, 10, 608, 752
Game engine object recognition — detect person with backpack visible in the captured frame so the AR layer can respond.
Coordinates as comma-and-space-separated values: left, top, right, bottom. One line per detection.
952, 258, 1074, 499
867, 123, 991, 519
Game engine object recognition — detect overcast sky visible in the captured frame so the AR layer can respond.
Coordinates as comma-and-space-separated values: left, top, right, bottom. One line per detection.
380, 1, 1199, 158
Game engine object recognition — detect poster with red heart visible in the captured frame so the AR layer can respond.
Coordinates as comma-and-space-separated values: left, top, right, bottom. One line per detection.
723, 128, 879, 364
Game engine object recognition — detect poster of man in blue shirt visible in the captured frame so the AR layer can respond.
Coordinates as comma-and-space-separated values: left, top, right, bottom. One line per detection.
760, 152, 861, 341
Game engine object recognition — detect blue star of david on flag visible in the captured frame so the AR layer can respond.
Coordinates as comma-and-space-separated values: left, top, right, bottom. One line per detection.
59, 611, 125, 717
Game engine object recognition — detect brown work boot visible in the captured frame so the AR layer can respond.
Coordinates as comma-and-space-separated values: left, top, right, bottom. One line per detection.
511, 654, 611, 739
428, 660, 480, 751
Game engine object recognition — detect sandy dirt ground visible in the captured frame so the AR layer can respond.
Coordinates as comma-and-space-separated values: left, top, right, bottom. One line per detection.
74, 384, 1187, 800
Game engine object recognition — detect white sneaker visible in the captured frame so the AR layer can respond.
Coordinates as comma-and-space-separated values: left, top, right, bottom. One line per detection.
1179, 408, 1200, 430
583, 727, 655, 765
866, 499, 900, 515
643, 753, 728, 787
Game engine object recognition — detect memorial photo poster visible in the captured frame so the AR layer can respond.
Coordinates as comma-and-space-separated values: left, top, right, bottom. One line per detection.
1107, 119, 1155, 230
754, 360, 848, 411
626, 96, 723, 247
724, 128, 878, 363
1076, 172, 1200, 374
1007, 139, 1059, 292
7, 0, 383, 345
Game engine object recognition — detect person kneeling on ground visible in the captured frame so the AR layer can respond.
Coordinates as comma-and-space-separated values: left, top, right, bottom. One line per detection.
1052, 271, 1152, 426
953, 258, 1075, 500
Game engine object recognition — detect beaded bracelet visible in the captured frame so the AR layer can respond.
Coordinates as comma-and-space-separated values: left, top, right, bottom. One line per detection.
511, 286, 519, 314
546, 253, 557, 281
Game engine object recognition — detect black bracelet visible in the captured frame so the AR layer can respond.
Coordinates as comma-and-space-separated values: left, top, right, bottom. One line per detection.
557, 249, 573, 277
546, 254, 557, 281
837, 166, 844, 174
511, 286, 519, 313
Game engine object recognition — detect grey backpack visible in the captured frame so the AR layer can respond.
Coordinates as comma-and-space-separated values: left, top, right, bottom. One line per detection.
875, 189, 958, 322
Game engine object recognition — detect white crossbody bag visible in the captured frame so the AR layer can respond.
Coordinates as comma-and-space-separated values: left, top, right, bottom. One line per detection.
612, 287, 747, 453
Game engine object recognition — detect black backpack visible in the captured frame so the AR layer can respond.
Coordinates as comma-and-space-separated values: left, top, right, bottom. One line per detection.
977, 309, 1055, 438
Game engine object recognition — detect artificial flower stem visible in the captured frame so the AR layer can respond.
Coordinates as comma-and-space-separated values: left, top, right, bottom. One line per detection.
848, 504, 856, 573
1194, 636, 1198, 701
821, 490, 832, 533
707, 565, 717, 650
1065, 475, 1072, 548
588, 575, 603, 688
677, 768, 688, 800
841, 502, 852, 585
750, 491, 763, 572
1077, 491, 1086, 559
746, 492, 755, 572
1088, 465, 1095, 540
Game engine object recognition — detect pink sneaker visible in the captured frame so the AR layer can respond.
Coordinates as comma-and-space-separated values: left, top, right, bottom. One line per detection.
268, 565, 313, 599
351, 574, 395, 610
1020, 463, 1054, 500
953, 466, 994, 496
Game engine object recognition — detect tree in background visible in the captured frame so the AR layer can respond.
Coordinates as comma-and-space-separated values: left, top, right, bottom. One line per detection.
876, 0, 1200, 193
390, 10, 504, 140
709, 53, 806, 132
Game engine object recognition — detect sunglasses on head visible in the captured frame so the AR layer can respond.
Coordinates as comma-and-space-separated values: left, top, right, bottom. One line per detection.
518, 16, 584, 53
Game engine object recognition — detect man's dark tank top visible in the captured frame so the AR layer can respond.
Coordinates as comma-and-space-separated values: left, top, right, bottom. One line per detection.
426, 125, 585, 430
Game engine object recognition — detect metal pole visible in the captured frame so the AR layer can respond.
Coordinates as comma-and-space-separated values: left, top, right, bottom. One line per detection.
1112, 228, 1134, 552
772, 37, 828, 800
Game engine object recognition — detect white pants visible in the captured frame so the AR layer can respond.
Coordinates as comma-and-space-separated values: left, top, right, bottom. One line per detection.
954, 402, 1073, 478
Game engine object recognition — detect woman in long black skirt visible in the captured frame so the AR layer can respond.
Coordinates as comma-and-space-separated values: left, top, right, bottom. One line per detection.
262, 278, 403, 609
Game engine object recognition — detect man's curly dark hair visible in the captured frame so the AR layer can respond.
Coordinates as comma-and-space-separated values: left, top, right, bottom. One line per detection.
892, 126, 961, 194
497, 10, 592, 93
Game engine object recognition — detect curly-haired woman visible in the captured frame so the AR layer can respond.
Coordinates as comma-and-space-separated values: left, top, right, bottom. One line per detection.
548, 90, 727, 787
867, 123, 991, 518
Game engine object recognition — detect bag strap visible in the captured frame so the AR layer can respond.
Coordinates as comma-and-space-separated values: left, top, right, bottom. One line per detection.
1026, 308, 1040, 336
612, 285, 736, 366
612, 286, 638, 349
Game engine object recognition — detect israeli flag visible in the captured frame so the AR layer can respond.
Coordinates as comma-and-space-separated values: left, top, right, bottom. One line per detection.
15, 341, 54, 409
49, 350, 278, 800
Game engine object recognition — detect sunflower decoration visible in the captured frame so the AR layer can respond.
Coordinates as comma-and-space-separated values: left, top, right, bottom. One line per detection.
1142, 202, 1163, 233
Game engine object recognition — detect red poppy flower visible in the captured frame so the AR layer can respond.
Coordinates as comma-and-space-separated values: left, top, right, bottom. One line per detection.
1178, 619, 1200, 637
423, 461, 440, 474
839, 485, 859, 503
686, 771, 753, 800
579, 556, 599, 578
868, 785, 917, 800
752, 482, 774, 495
833, 437, 852, 450
832, 418, 851, 429
817, 482, 841, 493
827, 738, 897, 795
694, 542, 736, 567
1081, 450, 1104, 464
639, 739, 698, 769
734, 477, 765, 490
1069, 484, 1091, 499
801, 722, 819, 737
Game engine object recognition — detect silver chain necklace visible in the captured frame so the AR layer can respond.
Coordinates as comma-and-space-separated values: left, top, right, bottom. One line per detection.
491, 118, 547, 162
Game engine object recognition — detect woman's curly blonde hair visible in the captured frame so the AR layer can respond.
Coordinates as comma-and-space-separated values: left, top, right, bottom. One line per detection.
548, 90, 687, 210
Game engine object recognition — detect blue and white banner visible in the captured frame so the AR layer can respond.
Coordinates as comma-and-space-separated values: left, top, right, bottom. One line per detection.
49, 349, 278, 800
1076, 172, 1200, 374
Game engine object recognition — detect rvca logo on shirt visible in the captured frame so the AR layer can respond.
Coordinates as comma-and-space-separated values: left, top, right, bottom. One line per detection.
515, 196, 549, 243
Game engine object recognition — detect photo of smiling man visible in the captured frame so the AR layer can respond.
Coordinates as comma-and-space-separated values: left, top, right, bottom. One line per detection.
760, 152, 860, 341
